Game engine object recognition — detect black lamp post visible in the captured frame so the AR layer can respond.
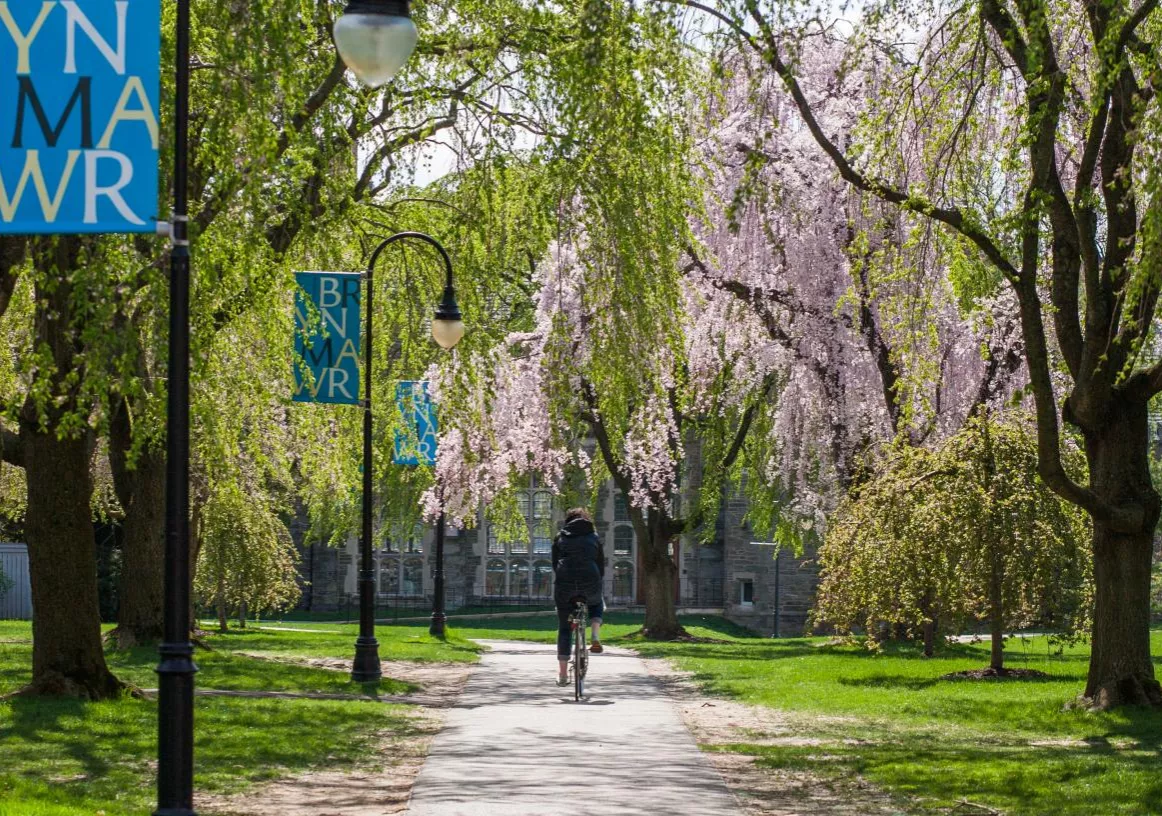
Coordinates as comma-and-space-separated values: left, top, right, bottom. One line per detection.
155, 0, 196, 813
352, 231, 463, 681
154, 0, 423, 808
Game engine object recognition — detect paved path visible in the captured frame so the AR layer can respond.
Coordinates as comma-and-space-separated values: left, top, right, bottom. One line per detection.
406, 639, 740, 816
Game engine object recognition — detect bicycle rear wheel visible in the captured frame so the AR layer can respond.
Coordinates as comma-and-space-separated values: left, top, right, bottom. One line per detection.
574, 613, 586, 700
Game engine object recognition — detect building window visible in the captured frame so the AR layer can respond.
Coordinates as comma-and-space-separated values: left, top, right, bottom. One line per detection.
404, 524, 423, 553
614, 492, 630, 522
533, 491, 552, 520
484, 480, 558, 594
533, 560, 553, 597
487, 527, 505, 555
509, 559, 530, 596
613, 561, 634, 600
486, 559, 506, 596
532, 519, 554, 553
379, 563, 399, 595
614, 525, 634, 556
740, 579, 754, 607
402, 559, 424, 596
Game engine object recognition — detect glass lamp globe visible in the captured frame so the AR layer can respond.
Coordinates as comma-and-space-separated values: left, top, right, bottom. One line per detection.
333, 1, 418, 88
432, 318, 465, 350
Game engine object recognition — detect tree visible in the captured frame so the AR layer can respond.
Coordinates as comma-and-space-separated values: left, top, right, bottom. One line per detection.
0, 0, 660, 695
698, 0, 1162, 707
815, 412, 1091, 668
109, 0, 583, 648
689, 50, 1024, 530
429, 223, 778, 637
195, 482, 301, 633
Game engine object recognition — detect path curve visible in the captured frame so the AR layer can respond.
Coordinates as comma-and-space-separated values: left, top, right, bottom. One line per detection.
406, 639, 740, 816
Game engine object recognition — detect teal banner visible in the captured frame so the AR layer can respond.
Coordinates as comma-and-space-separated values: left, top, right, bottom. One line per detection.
294, 271, 361, 406
394, 381, 437, 466
0, 0, 160, 233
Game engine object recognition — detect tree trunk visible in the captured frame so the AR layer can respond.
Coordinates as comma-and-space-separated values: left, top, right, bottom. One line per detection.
21, 420, 123, 699
1087, 521, 1160, 706
989, 546, 1005, 672
919, 591, 935, 657
1080, 402, 1162, 708
921, 619, 935, 658
638, 511, 686, 640
238, 600, 247, 629
107, 399, 166, 648
216, 590, 228, 634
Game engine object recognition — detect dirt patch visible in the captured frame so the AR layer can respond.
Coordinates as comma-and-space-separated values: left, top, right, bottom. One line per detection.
940, 667, 1049, 681
198, 658, 474, 815
624, 627, 735, 644
640, 656, 903, 815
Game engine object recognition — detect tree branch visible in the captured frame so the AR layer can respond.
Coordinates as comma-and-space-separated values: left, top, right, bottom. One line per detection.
741, 1, 1020, 281
579, 377, 635, 501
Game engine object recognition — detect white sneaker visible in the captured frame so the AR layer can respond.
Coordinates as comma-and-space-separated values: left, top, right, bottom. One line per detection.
556, 676, 569, 687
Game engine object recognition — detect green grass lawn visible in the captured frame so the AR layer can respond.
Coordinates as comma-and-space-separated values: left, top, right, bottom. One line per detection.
454, 614, 1162, 815
0, 621, 480, 816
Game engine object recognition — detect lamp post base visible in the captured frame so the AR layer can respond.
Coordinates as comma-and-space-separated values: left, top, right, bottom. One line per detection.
429, 612, 447, 638
351, 637, 382, 683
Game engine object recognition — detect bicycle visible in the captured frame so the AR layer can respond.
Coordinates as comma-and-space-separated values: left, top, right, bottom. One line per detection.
568, 596, 589, 700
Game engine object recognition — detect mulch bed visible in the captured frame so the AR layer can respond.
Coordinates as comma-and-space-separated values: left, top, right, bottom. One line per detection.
941, 667, 1049, 680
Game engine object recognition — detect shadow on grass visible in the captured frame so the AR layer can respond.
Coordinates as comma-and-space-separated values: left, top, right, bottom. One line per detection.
722, 735, 1162, 816
1, 691, 431, 813
7, 696, 115, 783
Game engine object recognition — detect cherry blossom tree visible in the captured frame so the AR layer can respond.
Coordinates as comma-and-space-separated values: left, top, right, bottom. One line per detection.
695, 0, 1162, 708
687, 50, 1025, 533
429, 232, 778, 638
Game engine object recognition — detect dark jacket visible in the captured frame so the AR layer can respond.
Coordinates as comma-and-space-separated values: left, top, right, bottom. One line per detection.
552, 516, 604, 606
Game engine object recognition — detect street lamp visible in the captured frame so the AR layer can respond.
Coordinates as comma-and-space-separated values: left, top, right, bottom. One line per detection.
156, 0, 196, 814
352, 232, 462, 682
333, 0, 419, 88
154, 0, 425, 809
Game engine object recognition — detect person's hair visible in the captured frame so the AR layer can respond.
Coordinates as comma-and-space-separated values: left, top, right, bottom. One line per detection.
564, 507, 592, 523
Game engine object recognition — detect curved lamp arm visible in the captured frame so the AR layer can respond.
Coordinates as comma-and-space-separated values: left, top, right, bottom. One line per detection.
367, 231, 464, 349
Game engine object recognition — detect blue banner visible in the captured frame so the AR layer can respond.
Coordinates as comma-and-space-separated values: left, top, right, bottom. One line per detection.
394, 381, 437, 466
294, 271, 362, 406
0, 0, 160, 234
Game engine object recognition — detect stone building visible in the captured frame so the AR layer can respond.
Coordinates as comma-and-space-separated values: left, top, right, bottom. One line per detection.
294, 471, 822, 636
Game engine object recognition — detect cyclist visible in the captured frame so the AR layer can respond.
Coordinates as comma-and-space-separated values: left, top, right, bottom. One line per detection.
552, 507, 605, 686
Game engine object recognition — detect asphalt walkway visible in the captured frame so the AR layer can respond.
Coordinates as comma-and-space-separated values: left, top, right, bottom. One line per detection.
406, 639, 740, 816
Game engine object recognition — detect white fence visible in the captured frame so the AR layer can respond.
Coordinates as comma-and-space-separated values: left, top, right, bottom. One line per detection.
0, 543, 32, 620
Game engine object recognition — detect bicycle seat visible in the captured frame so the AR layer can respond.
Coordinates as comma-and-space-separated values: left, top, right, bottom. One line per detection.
568, 594, 587, 606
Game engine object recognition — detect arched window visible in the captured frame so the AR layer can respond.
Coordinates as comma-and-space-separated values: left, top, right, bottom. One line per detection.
614, 525, 634, 556
533, 560, 553, 597
613, 561, 634, 600
509, 560, 529, 596
486, 559, 506, 596
379, 563, 399, 595
402, 559, 424, 596
509, 533, 529, 555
